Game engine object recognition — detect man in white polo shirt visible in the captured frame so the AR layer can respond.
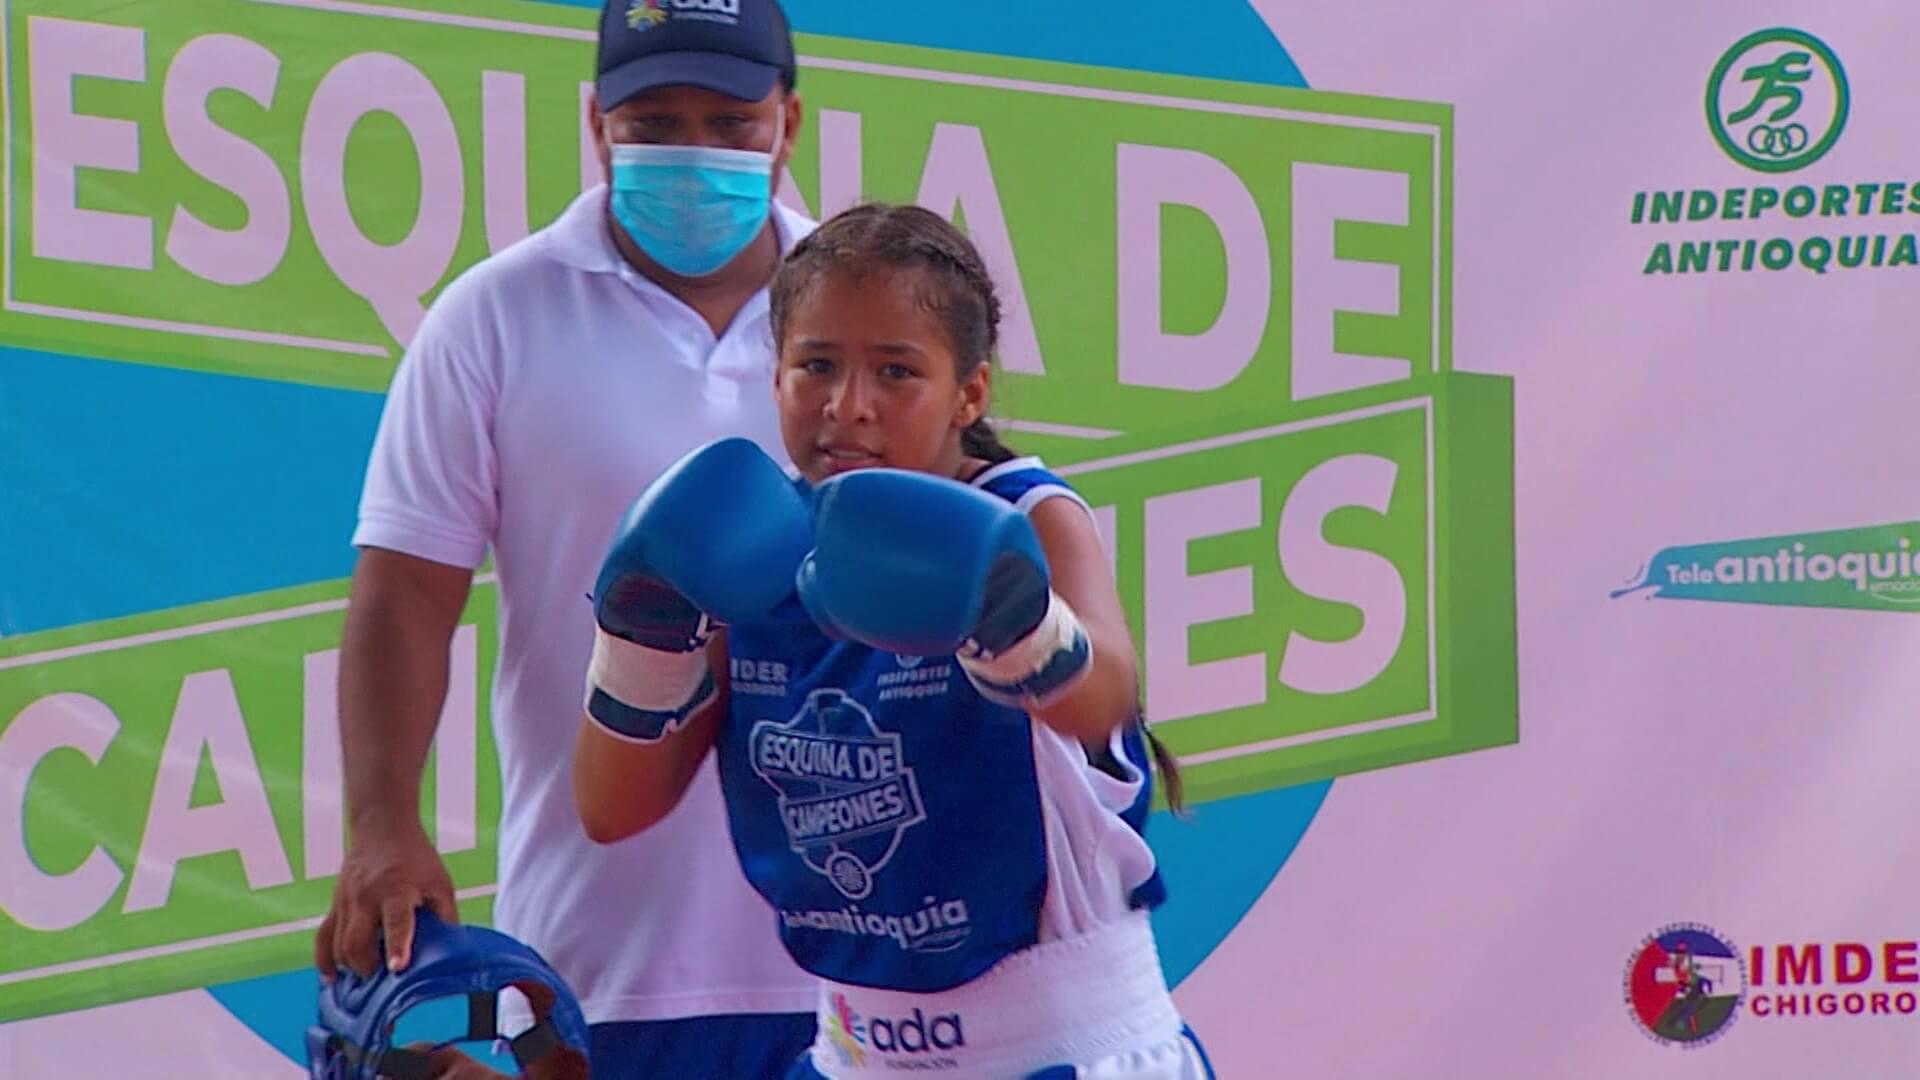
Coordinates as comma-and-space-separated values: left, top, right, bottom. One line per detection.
314, 1, 818, 1074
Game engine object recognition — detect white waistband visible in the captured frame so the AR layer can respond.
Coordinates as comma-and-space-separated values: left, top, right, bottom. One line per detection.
809, 913, 1181, 1078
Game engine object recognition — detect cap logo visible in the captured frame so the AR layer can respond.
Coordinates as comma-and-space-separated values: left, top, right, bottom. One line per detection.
626, 0, 742, 32
625, 0, 668, 30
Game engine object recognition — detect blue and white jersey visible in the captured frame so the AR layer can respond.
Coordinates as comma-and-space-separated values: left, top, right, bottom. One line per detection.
719, 458, 1165, 995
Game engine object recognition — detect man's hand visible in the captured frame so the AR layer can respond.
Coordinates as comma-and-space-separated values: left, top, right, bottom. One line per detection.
315, 817, 459, 980
318, 547, 473, 981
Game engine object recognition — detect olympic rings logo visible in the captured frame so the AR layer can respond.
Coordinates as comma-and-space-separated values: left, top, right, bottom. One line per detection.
1745, 122, 1810, 158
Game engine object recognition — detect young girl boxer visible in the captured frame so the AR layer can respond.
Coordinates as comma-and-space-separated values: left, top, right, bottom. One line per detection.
573, 203, 1212, 1080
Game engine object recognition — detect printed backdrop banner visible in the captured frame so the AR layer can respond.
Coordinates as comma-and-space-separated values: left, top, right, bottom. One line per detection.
0, 0, 1913, 1077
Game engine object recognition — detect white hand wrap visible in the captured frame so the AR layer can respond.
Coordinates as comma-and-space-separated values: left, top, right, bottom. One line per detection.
584, 626, 716, 744
959, 591, 1093, 709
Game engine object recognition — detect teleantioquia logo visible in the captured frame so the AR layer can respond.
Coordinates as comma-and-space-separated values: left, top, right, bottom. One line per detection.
1632, 27, 1919, 277
1613, 523, 1920, 611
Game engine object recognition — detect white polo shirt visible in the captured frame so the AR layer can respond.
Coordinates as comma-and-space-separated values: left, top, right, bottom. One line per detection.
353, 186, 818, 1023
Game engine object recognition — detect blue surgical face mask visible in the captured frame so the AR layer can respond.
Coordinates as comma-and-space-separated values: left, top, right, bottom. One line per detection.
608, 109, 782, 279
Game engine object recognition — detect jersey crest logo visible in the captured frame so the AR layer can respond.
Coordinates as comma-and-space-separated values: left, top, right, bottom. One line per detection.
749, 688, 928, 899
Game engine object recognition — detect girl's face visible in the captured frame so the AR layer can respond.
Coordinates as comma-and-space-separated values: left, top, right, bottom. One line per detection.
775, 268, 988, 484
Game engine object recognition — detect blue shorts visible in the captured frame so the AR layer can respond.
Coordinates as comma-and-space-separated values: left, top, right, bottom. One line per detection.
588, 1013, 816, 1079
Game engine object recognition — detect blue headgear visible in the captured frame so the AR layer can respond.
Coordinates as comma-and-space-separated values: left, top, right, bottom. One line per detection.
307, 910, 591, 1079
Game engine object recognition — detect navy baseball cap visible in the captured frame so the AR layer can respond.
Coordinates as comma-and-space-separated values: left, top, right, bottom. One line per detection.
597, 0, 796, 110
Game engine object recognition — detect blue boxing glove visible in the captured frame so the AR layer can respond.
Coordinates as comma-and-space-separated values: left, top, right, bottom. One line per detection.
587, 438, 811, 742
797, 469, 1092, 709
